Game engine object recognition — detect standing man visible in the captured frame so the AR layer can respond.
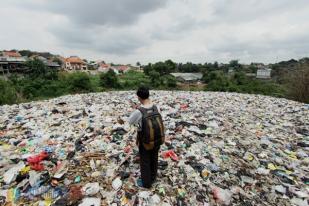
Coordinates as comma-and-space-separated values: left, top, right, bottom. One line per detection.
128, 86, 165, 188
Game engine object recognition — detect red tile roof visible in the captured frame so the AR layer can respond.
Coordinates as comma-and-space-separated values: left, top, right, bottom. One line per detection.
65, 56, 85, 64
115, 65, 129, 71
99, 63, 111, 68
3, 51, 22, 57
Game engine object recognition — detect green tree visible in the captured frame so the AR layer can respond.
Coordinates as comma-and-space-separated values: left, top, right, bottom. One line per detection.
26, 59, 58, 80
164, 59, 176, 73
143, 63, 152, 75
19, 50, 33, 57
229, 60, 242, 71
233, 72, 248, 85
148, 70, 161, 87
164, 75, 177, 88
152, 62, 168, 75
213, 61, 219, 69
287, 65, 309, 103
26, 59, 48, 79
100, 69, 120, 88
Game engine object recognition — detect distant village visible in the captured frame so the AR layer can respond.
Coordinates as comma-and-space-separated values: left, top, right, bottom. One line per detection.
0, 50, 272, 83
0, 50, 142, 75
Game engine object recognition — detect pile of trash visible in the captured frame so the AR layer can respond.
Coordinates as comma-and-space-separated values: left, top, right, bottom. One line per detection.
0, 91, 308, 206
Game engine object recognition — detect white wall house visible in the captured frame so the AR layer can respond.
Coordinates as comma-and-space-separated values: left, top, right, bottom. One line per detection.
256, 68, 271, 79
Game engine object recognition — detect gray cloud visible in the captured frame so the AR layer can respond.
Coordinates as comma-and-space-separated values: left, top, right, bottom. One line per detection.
49, 23, 147, 55
27, 0, 166, 27
20, 0, 166, 56
1, 0, 309, 63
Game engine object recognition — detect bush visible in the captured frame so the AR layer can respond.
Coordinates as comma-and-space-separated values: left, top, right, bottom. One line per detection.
26, 59, 58, 80
0, 79, 18, 105
120, 70, 150, 89
100, 69, 120, 88
203, 71, 286, 97
67, 72, 93, 92
163, 75, 177, 88
286, 66, 309, 103
148, 71, 161, 87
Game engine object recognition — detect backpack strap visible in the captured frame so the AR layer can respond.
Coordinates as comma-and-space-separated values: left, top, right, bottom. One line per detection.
138, 105, 158, 118
152, 105, 159, 113
137, 107, 147, 117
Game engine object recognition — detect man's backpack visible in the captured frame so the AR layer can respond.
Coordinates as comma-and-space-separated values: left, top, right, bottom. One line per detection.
138, 105, 165, 150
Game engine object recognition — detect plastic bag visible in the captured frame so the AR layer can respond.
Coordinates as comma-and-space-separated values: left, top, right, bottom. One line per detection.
82, 182, 100, 196
162, 150, 179, 161
78, 197, 101, 206
212, 186, 232, 205
112, 177, 122, 190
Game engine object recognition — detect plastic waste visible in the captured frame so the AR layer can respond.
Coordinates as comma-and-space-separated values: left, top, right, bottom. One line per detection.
29, 171, 41, 187
274, 185, 286, 194
90, 159, 96, 171
150, 194, 161, 205
212, 186, 232, 205
78, 197, 101, 206
162, 150, 179, 161
0, 91, 308, 205
7, 188, 20, 203
82, 182, 100, 196
112, 177, 122, 190
3, 162, 25, 184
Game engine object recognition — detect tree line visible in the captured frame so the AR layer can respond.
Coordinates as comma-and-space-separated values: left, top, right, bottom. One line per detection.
1, 58, 308, 105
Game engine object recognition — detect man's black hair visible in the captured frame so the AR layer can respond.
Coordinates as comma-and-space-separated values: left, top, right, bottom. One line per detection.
136, 86, 149, 100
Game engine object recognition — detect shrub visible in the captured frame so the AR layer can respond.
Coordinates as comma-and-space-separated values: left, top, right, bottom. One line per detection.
100, 69, 120, 88
67, 72, 93, 92
0, 79, 17, 105
286, 65, 309, 103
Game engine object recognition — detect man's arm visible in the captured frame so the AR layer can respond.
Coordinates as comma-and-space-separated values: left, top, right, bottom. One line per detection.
128, 110, 142, 125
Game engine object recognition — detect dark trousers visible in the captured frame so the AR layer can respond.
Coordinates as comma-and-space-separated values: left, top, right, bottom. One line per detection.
139, 144, 160, 188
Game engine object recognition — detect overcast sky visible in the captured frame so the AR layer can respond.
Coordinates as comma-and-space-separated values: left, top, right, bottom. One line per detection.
1, 0, 309, 64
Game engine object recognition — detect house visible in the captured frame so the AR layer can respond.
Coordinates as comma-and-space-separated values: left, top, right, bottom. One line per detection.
31, 55, 61, 70
0, 51, 27, 73
170, 73, 203, 83
64, 56, 87, 70
98, 63, 119, 74
114, 65, 130, 73
256, 68, 272, 79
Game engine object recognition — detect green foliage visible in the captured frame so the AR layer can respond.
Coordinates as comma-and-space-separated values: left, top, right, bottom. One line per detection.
178, 62, 200, 73
164, 75, 177, 88
148, 70, 161, 87
229, 60, 241, 70
67, 72, 93, 92
120, 70, 150, 89
143, 60, 177, 75
233, 72, 248, 85
286, 66, 309, 103
204, 71, 234, 92
0, 79, 18, 105
204, 71, 286, 97
0, 58, 301, 105
19, 50, 33, 57
100, 69, 120, 88
26, 59, 58, 80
